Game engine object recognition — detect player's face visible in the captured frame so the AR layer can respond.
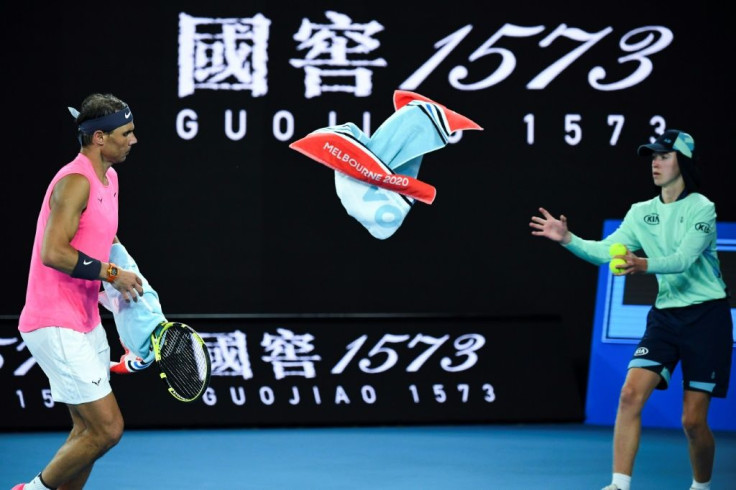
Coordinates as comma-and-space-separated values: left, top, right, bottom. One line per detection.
651, 151, 682, 188
101, 123, 137, 164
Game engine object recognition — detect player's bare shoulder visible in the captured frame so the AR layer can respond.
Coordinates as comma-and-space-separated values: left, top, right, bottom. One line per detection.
51, 173, 92, 208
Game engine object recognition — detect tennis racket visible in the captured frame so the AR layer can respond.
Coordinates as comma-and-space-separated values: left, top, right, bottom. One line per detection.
150, 321, 211, 402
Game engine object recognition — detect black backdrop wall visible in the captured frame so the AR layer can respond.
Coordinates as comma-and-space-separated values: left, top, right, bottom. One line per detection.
2, 1, 735, 424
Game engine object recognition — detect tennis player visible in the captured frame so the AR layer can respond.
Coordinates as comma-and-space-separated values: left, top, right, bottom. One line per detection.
530, 129, 732, 490
14, 93, 145, 490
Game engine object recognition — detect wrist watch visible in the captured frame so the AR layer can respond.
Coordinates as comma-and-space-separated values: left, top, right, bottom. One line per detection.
106, 263, 119, 283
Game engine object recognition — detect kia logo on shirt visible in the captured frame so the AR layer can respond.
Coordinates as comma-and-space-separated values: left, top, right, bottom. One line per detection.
695, 222, 711, 233
643, 214, 660, 225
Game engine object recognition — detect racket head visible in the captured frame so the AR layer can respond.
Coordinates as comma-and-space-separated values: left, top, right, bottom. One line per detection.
150, 321, 211, 402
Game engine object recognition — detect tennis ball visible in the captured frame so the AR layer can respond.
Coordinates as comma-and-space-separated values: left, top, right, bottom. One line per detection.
609, 258, 626, 274
609, 243, 627, 258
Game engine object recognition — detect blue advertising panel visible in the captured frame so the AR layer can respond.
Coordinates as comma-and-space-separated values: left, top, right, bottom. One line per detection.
585, 219, 736, 430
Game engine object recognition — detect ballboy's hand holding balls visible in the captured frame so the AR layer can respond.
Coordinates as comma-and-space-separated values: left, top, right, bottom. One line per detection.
609, 243, 627, 275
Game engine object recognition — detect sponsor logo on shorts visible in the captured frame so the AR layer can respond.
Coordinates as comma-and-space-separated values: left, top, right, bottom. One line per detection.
643, 214, 659, 225
634, 347, 649, 356
92, 378, 102, 385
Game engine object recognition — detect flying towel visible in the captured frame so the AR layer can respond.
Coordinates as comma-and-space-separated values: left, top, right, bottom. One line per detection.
290, 90, 482, 239
98, 242, 166, 372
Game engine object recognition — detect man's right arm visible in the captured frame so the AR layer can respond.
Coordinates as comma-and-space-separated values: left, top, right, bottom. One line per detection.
41, 174, 144, 300
40, 173, 94, 274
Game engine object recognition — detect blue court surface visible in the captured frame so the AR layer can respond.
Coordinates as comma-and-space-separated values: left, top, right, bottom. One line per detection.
2, 423, 735, 489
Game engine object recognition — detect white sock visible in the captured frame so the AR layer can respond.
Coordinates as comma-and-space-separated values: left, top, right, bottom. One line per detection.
691, 479, 711, 490
24, 474, 53, 490
612, 472, 631, 490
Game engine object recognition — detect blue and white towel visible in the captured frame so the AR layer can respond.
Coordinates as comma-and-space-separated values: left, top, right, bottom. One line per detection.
291, 90, 483, 239
98, 242, 166, 368
335, 101, 453, 239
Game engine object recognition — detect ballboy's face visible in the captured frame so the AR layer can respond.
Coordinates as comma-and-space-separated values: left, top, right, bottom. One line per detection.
651, 151, 681, 188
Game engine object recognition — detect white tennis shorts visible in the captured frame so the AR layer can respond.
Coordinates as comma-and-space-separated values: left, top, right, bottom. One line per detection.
20, 324, 112, 404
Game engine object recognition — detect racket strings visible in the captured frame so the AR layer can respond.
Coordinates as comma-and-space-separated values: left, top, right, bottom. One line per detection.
159, 326, 210, 400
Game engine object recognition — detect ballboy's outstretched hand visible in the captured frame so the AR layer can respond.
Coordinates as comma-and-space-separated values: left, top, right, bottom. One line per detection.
530, 207, 572, 244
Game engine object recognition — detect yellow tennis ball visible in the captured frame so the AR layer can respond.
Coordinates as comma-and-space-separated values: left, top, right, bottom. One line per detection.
609, 258, 626, 274
609, 243, 627, 258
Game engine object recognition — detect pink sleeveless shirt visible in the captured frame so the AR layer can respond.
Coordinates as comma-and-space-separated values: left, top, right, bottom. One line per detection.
19, 153, 119, 333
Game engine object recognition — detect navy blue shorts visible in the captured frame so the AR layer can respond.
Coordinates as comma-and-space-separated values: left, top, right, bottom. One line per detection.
628, 298, 733, 397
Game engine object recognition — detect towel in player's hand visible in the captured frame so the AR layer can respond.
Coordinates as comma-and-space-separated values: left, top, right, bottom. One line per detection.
99, 242, 166, 373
